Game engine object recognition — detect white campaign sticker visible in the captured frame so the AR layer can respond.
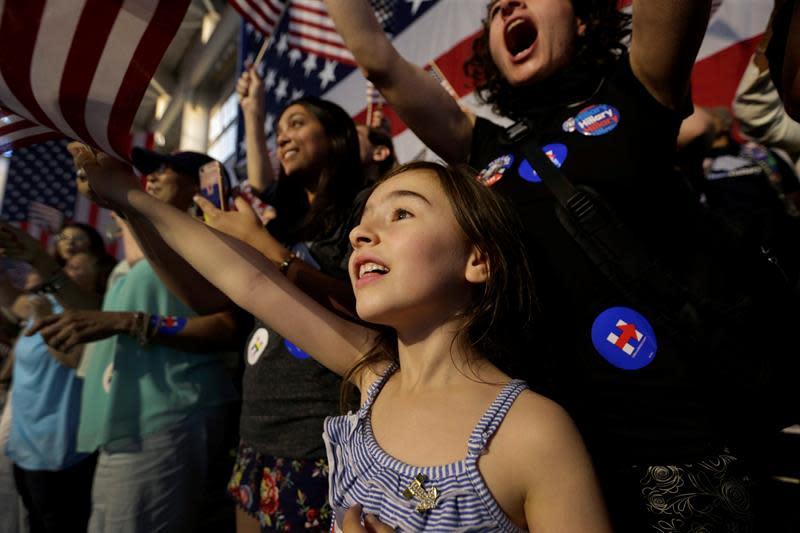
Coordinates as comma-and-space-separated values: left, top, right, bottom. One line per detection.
247, 328, 270, 365
102, 362, 114, 393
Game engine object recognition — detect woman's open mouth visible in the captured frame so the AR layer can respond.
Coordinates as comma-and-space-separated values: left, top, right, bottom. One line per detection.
505, 18, 538, 60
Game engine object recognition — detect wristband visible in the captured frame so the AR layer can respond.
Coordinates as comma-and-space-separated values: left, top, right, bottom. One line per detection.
148, 315, 188, 336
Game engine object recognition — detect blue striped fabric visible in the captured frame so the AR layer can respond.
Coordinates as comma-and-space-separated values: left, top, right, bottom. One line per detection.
323, 363, 529, 532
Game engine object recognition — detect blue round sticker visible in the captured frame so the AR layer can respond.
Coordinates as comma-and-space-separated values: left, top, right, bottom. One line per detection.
519, 143, 568, 183
477, 154, 514, 187
284, 339, 311, 360
574, 104, 620, 136
591, 307, 657, 370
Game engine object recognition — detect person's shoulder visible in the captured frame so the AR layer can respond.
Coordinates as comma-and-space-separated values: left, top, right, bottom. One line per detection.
500, 388, 583, 458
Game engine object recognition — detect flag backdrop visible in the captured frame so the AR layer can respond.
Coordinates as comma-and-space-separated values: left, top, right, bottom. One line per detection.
0, 133, 154, 257
0, 0, 191, 160
238, 0, 774, 163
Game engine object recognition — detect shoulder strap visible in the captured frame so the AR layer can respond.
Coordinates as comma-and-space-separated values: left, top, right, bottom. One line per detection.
466, 380, 528, 458
357, 362, 398, 418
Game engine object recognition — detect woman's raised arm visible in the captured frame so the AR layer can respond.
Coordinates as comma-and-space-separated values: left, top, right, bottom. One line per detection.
630, 1, 713, 110
323, 0, 474, 163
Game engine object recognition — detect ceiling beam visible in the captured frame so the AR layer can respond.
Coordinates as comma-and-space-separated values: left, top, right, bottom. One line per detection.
150, 4, 239, 136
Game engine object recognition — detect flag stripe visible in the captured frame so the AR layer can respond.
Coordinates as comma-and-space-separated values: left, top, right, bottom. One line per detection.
0, 0, 57, 130
106, 0, 191, 160
287, 0, 355, 65
0, 129, 61, 153
230, 0, 285, 37
0, 115, 40, 137
57, 0, 122, 149
0, 0, 189, 159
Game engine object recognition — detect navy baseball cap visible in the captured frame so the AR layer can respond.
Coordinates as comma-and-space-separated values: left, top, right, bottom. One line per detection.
131, 147, 230, 188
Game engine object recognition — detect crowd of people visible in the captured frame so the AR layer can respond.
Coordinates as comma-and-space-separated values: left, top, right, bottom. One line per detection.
0, 0, 799, 532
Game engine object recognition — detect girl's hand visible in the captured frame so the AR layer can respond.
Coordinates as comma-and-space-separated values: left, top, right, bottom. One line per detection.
194, 195, 264, 245
342, 504, 395, 533
67, 142, 139, 211
0, 221, 45, 264
236, 65, 265, 119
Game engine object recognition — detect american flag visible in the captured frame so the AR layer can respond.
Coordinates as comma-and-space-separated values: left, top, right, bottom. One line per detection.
0, 138, 146, 257
28, 201, 64, 234
365, 81, 385, 129
287, 0, 356, 65
0, 0, 191, 160
237, 0, 773, 164
237, 0, 445, 163
229, 0, 288, 38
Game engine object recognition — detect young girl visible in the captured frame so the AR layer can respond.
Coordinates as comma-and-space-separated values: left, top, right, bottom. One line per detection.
70, 144, 611, 532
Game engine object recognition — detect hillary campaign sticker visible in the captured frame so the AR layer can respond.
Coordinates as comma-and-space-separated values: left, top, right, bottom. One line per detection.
284, 339, 311, 360
591, 307, 657, 370
247, 328, 269, 365
519, 144, 568, 183
477, 154, 514, 187
574, 104, 620, 136
155, 315, 187, 336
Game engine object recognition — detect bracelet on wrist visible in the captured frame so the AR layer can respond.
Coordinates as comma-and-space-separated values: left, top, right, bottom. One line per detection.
279, 253, 297, 274
37, 271, 70, 295
129, 312, 151, 347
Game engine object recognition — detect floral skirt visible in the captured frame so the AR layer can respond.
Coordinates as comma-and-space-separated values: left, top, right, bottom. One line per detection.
227, 441, 331, 532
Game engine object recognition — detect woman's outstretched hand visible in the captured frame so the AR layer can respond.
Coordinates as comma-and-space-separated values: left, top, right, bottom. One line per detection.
67, 142, 140, 211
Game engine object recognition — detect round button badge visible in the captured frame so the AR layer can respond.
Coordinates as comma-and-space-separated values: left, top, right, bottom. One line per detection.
477, 154, 514, 187
247, 328, 269, 365
591, 307, 657, 370
519, 143, 568, 183
574, 104, 620, 136
102, 362, 114, 393
284, 339, 311, 360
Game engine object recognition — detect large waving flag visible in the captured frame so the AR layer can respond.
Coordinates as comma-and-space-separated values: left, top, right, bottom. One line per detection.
238, 0, 774, 163
0, 0, 191, 160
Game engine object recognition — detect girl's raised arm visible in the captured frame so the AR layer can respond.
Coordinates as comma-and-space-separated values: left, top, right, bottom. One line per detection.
73, 146, 372, 380
630, 1, 713, 110
237, 66, 277, 194
323, 0, 474, 164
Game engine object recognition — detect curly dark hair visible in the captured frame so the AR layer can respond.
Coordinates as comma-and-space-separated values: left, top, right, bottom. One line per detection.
464, 0, 631, 120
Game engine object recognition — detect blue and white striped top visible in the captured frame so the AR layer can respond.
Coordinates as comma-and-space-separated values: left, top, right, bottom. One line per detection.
323, 363, 529, 532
